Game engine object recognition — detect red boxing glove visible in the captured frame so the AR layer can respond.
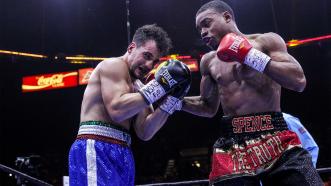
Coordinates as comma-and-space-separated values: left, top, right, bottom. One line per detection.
217, 33, 271, 72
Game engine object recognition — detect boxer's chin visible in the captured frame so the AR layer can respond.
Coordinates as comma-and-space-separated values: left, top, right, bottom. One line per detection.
134, 68, 145, 80
209, 39, 219, 50
129, 68, 139, 80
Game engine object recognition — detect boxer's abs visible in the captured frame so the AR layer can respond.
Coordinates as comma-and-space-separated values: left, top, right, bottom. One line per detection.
220, 85, 281, 116
216, 65, 281, 116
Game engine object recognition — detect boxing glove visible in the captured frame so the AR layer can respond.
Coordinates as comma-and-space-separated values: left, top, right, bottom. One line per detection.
217, 33, 271, 72
159, 72, 191, 114
139, 59, 191, 105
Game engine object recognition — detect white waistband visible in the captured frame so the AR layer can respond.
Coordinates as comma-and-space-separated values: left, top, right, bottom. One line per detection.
78, 125, 131, 145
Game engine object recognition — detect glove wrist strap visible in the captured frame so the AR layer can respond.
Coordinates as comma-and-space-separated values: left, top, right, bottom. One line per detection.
244, 48, 271, 72
160, 96, 182, 115
139, 79, 166, 104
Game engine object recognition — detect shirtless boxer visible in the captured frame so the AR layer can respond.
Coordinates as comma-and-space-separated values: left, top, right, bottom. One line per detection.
182, 1, 322, 185
69, 24, 191, 186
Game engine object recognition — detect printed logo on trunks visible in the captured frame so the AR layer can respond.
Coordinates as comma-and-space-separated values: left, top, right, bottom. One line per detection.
210, 131, 301, 180
232, 115, 274, 133
231, 135, 284, 173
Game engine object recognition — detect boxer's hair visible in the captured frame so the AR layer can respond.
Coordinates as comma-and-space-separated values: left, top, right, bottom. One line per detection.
132, 24, 172, 56
196, 0, 235, 21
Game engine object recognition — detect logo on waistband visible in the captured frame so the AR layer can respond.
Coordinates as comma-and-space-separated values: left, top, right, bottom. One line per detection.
232, 115, 274, 133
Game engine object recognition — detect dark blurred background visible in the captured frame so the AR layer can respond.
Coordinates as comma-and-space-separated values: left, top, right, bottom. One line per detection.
0, 0, 330, 185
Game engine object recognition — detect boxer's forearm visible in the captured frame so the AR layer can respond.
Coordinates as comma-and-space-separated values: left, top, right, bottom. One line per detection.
109, 93, 151, 123
182, 96, 217, 118
134, 108, 168, 141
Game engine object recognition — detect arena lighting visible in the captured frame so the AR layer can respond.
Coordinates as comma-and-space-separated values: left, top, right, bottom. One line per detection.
159, 54, 192, 61
287, 34, 331, 47
65, 56, 107, 61
69, 61, 87, 64
0, 49, 47, 58
3, 34, 331, 61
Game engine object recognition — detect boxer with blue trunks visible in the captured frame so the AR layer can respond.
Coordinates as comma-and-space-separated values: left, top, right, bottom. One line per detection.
68, 24, 191, 186
69, 121, 134, 185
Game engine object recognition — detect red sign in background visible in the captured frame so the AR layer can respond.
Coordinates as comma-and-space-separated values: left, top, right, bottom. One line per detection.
22, 71, 78, 92
78, 68, 94, 85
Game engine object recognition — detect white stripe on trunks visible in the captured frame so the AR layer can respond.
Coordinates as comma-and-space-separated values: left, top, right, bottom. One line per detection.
86, 139, 97, 186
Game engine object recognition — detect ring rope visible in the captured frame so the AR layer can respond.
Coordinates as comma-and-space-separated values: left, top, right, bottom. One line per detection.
0, 163, 53, 186
137, 167, 331, 186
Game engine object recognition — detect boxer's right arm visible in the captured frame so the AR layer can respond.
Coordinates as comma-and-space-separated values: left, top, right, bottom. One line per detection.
101, 59, 190, 123
100, 61, 151, 123
181, 54, 221, 117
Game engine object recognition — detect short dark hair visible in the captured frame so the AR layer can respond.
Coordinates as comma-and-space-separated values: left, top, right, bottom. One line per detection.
132, 24, 172, 56
196, 0, 235, 21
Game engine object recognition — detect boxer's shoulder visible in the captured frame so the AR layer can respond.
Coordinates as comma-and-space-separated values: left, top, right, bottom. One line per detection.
246, 32, 286, 53
201, 51, 217, 64
200, 51, 216, 74
100, 57, 127, 69
99, 57, 129, 78
255, 32, 286, 47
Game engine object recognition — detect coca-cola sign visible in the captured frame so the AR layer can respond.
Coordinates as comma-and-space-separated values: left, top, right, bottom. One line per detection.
22, 71, 78, 92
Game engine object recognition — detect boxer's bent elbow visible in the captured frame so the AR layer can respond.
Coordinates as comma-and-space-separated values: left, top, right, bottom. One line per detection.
201, 106, 218, 118
293, 76, 306, 92
139, 135, 152, 141
137, 132, 153, 141
109, 110, 126, 123
204, 111, 217, 118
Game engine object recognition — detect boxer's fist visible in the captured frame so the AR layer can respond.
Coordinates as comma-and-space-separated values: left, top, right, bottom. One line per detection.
139, 59, 191, 104
217, 33, 271, 72
155, 59, 191, 91
159, 70, 191, 115
169, 76, 191, 100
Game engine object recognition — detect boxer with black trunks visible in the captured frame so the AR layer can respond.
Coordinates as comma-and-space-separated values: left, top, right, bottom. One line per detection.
68, 24, 191, 186
181, 1, 323, 185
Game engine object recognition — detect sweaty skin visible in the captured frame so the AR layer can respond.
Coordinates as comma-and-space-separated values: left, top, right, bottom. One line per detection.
80, 40, 170, 141
182, 9, 306, 117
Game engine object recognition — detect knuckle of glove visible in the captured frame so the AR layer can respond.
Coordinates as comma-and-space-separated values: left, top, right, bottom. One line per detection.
170, 81, 191, 99
217, 33, 252, 63
155, 59, 192, 92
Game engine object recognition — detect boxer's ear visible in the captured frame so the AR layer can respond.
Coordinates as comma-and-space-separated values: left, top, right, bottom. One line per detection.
223, 11, 232, 23
127, 42, 136, 54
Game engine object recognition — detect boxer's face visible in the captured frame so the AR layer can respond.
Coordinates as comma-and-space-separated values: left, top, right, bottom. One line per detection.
196, 9, 231, 50
128, 40, 160, 80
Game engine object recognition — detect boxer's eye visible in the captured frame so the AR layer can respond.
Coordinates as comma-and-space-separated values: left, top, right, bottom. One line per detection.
201, 18, 212, 28
143, 52, 153, 60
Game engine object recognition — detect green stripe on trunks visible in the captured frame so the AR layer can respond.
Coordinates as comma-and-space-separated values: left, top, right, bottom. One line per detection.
80, 121, 129, 133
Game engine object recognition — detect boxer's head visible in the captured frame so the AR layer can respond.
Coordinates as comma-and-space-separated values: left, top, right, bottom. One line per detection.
127, 24, 172, 80
196, 0, 236, 50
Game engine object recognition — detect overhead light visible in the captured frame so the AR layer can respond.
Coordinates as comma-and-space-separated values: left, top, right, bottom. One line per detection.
65, 56, 107, 61
0, 50, 47, 58
287, 34, 331, 47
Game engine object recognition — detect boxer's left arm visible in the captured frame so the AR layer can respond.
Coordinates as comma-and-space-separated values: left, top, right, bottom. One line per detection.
132, 79, 169, 141
182, 53, 221, 117
259, 33, 306, 92
133, 107, 169, 141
